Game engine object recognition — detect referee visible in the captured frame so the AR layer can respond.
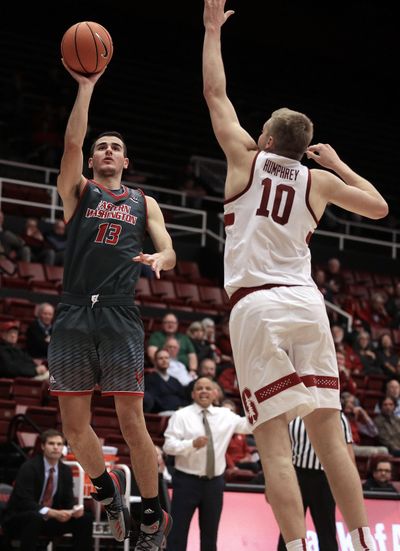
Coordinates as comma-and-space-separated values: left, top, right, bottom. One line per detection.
277, 412, 354, 551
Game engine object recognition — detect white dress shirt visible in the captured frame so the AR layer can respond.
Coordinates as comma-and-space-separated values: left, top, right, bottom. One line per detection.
167, 359, 193, 386
163, 403, 251, 477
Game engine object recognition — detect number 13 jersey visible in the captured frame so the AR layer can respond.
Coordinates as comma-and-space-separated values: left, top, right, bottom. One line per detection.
63, 181, 147, 296
224, 151, 318, 298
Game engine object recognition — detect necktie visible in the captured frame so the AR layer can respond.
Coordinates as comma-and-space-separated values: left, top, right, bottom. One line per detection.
202, 410, 215, 479
41, 467, 55, 507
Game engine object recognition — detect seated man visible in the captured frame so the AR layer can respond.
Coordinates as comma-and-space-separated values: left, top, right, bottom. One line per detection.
362, 459, 399, 493
1, 429, 93, 551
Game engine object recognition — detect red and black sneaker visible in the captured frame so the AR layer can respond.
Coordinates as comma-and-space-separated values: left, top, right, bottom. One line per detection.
92, 468, 131, 542
134, 510, 173, 551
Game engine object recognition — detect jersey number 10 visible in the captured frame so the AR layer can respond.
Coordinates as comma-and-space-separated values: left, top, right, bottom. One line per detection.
256, 178, 295, 225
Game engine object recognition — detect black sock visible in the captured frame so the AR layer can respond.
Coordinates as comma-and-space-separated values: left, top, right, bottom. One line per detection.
90, 469, 115, 500
141, 496, 163, 526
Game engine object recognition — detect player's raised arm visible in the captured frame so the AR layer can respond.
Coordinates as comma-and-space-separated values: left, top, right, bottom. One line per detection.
307, 143, 389, 220
202, 0, 257, 162
57, 64, 105, 221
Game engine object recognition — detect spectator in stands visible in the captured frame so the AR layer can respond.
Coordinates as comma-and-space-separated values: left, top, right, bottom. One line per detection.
201, 317, 217, 345
44, 219, 67, 266
215, 315, 234, 375
353, 331, 380, 375
163, 336, 195, 386
364, 291, 392, 329
1, 429, 93, 551
373, 396, 400, 456
331, 324, 362, 373
336, 351, 357, 395
313, 267, 334, 302
0, 209, 30, 261
342, 396, 387, 457
375, 379, 400, 417
21, 217, 55, 265
222, 398, 261, 474
217, 362, 240, 397
145, 348, 188, 414
375, 333, 399, 380
348, 318, 370, 347
26, 302, 55, 360
147, 312, 197, 372
186, 320, 219, 364
212, 380, 225, 406
163, 377, 251, 551
362, 458, 399, 493
385, 281, 400, 328
325, 257, 346, 296
0, 320, 48, 380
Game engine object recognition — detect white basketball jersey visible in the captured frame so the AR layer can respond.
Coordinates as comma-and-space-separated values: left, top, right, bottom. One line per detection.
224, 151, 318, 298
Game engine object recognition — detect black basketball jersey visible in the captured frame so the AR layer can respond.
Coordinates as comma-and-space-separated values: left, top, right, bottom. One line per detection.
63, 181, 147, 295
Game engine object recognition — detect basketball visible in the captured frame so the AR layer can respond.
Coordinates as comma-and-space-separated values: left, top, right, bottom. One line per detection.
61, 21, 113, 75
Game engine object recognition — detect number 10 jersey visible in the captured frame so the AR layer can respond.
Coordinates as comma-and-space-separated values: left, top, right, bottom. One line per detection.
223, 151, 318, 298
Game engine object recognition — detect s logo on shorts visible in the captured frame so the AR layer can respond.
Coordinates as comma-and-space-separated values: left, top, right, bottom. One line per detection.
242, 388, 259, 425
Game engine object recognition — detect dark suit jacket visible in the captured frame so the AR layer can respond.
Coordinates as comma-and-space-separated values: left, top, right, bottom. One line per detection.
26, 319, 52, 359
145, 371, 187, 413
3, 454, 74, 522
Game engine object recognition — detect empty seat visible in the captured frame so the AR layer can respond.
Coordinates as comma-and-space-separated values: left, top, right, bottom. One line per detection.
91, 407, 121, 438
17, 261, 48, 289
0, 399, 17, 444
174, 282, 201, 304
11, 377, 47, 406
24, 406, 58, 431
2, 298, 36, 321
144, 413, 169, 446
0, 378, 14, 400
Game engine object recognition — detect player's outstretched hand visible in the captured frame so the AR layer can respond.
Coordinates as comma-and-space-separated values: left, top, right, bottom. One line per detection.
133, 252, 165, 279
306, 143, 342, 170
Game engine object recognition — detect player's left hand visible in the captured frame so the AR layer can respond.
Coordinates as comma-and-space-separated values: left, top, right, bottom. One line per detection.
133, 252, 164, 279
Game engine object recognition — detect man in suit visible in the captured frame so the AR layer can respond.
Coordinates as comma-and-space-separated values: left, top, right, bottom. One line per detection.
1, 429, 93, 551
25, 302, 55, 360
145, 348, 188, 413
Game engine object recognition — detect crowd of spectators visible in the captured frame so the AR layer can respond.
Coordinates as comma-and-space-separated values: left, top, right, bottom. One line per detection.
1, 250, 400, 487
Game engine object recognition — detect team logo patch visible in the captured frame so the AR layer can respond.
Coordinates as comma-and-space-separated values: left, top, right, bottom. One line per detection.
242, 387, 259, 425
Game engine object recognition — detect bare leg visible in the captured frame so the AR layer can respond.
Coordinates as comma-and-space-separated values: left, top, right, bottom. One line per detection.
114, 395, 158, 498
253, 414, 306, 543
58, 394, 105, 477
303, 408, 368, 531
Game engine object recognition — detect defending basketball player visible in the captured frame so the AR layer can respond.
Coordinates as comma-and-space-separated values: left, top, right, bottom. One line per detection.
202, 1, 388, 550
47, 60, 173, 550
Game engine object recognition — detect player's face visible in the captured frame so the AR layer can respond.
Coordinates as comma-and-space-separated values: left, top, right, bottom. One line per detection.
89, 137, 129, 176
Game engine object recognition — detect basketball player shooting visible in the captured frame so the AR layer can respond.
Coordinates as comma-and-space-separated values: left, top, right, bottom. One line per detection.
47, 43, 174, 549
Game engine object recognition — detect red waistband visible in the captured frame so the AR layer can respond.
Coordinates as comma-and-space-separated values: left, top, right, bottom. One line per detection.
230, 283, 296, 309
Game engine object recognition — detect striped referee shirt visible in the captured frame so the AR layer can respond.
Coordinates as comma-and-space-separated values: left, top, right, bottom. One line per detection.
290, 412, 352, 470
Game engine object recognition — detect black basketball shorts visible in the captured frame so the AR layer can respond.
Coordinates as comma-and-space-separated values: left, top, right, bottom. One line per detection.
48, 302, 144, 395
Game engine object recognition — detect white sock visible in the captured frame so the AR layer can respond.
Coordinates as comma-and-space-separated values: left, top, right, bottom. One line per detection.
350, 527, 376, 551
286, 539, 307, 551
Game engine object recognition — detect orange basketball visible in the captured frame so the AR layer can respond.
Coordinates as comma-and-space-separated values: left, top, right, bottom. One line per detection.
61, 21, 113, 75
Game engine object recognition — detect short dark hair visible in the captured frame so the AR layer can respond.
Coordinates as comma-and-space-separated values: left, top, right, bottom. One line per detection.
90, 131, 127, 157
40, 429, 64, 445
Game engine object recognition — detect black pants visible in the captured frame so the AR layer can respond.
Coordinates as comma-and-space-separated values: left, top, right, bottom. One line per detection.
3, 510, 93, 551
277, 467, 338, 551
166, 470, 225, 551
